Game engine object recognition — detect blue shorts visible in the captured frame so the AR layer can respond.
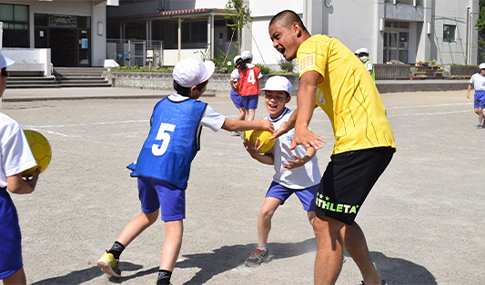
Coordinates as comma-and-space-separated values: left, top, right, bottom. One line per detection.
474, 90, 485, 108
266, 181, 318, 211
0, 188, 23, 279
138, 177, 185, 221
241, 95, 259, 110
230, 90, 244, 109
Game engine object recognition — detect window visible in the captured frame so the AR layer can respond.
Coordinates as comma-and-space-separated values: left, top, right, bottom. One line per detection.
0, 4, 29, 47
181, 21, 207, 43
443, 24, 456, 42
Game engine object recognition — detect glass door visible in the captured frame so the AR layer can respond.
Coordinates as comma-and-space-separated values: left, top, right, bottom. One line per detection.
382, 21, 410, 63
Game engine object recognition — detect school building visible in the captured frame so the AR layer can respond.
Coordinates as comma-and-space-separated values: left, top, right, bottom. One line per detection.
0, 0, 479, 72
0, 0, 118, 71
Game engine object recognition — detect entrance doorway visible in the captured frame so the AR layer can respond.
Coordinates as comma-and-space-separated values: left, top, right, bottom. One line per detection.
50, 28, 76, 66
34, 14, 91, 67
383, 21, 410, 63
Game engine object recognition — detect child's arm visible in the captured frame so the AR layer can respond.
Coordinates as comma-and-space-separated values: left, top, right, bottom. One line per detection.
230, 77, 238, 92
282, 146, 317, 170
221, 117, 274, 133
243, 135, 274, 165
467, 83, 473, 99
7, 167, 40, 194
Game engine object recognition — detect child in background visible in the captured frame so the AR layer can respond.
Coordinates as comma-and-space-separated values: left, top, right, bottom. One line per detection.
97, 58, 273, 285
243, 76, 320, 267
234, 50, 262, 122
230, 55, 246, 122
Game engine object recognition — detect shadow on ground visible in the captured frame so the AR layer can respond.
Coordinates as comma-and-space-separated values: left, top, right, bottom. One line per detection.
30, 239, 316, 285
343, 251, 437, 285
31, 240, 434, 285
30, 262, 146, 285
176, 238, 317, 284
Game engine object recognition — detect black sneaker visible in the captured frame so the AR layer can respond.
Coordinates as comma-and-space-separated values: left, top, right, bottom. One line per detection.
245, 247, 269, 267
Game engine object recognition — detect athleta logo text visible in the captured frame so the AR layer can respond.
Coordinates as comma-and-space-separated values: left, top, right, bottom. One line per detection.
316, 193, 360, 214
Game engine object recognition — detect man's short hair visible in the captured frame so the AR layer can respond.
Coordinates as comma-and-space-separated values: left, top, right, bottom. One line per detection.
270, 10, 308, 33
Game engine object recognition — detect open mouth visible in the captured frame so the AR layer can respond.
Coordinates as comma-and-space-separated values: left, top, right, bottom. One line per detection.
277, 46, 286, 56
268, 103, 278, 111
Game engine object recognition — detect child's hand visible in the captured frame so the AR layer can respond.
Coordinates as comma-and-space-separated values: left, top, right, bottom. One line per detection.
257, 117, 274, 133
244, 135, 264, 158
283, 154, 307, 170
24, 166, 41, 190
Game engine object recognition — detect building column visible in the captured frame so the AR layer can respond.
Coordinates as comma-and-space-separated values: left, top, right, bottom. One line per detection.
207, 13, 214, 59
177, 17, 182, 61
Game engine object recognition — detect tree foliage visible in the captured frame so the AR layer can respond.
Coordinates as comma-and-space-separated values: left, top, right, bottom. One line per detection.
477, 0, 485, 33
225, 0, 252, 55
477, 0, 485, 62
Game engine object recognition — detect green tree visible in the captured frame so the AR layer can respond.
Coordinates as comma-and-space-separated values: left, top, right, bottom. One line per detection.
477, 0, 485, 62
224, 0, 252, 61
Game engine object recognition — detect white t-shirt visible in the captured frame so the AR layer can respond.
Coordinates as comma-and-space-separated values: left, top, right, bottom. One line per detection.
269, 108, 320, 189
469, 73, 485, 91
0, 112, 37, 188
230, 69, 239, 79
169, 94, 225, 132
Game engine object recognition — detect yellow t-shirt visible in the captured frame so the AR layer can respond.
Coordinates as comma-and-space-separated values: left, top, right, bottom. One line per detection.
297, 35, 396, 155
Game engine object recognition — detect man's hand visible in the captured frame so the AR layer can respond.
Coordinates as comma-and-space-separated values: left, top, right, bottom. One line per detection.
291, 127, 326, 150
268, 121, 290, 140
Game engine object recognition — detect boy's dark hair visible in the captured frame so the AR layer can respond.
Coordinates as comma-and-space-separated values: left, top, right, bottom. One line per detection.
235, 59, 244, 69
270, 10, 308, 33
173, 80, 209, 97
1, 67, 7, 77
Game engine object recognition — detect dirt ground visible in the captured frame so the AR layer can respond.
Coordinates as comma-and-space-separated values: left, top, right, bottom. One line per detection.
1, 88, 484, 284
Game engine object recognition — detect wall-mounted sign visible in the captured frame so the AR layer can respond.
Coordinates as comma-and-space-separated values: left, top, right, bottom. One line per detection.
48, 15, 77, 27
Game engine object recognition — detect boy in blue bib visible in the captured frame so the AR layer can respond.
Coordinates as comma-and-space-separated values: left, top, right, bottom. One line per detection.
97, 58, 273, 285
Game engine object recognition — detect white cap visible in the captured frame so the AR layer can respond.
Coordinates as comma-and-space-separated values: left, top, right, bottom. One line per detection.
173, 58, 215, 88
359, 47, 369, 55
354, 48, 362, 55
241, 50, 253, 60
234, 55, 242, 64
0, 52, 15, 69
479, 63, 485, 70
262, 76, 292, 95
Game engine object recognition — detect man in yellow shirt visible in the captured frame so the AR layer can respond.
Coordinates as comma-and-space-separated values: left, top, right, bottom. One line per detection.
268, 10, 396, 285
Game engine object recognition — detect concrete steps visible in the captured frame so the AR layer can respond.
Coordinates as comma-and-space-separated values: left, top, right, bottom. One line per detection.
6, 67, 112, 88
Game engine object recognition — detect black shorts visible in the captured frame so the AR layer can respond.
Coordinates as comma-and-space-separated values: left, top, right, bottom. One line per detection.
315, 147, 394, 225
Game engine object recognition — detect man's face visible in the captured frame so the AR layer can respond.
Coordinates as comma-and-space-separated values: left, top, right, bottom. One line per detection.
480, 69, 485, 75
269, 21, 299, 61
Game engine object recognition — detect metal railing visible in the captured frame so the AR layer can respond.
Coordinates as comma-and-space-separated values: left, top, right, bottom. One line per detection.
107, 39, 164, 68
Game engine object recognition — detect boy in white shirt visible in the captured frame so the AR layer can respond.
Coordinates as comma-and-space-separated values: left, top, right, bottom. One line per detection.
467, 63, 485, 129
243, 76, 320, 267
0, 51, 40, 285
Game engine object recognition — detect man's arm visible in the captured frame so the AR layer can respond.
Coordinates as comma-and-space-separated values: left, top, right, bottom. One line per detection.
467, 83, 473, 99
292, 70, 326, 150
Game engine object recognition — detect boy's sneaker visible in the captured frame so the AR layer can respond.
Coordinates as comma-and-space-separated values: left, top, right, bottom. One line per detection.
97, 250, 121, 277
244, 247, 269, 267
478, 124, 483, 129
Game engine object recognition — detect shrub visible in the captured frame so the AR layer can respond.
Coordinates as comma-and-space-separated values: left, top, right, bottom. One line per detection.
256, 64, 271, 74
278, 58, 296, 73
